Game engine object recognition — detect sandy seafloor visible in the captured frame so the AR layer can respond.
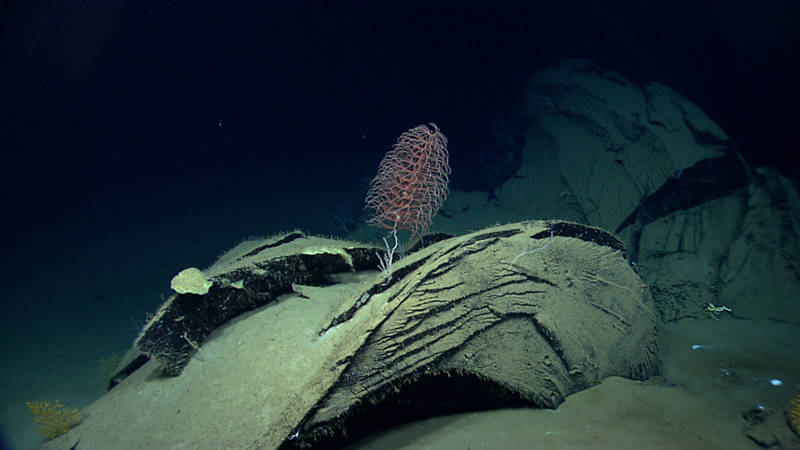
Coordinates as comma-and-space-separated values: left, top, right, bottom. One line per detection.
346, 319, 800, 449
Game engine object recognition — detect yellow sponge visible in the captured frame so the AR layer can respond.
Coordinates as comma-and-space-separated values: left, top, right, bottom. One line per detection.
170, 267, 212, 294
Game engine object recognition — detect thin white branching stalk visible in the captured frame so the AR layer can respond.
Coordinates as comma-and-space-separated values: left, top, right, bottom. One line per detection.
377, 229, 399, 284
508, 231, 555, 270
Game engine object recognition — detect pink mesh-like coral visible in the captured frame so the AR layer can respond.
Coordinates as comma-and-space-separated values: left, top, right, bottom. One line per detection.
365, 123, 450, 237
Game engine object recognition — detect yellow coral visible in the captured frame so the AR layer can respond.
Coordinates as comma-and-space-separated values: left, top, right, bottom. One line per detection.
789, 393, 800, 437
98, 352, 122, 379
25, 399, 82, 440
